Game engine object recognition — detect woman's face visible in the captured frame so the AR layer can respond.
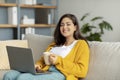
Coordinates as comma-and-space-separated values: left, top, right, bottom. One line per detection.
60, 17, 76, 38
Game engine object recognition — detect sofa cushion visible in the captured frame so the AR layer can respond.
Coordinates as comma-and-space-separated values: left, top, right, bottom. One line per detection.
24, 34, 53, 62
82, 41, 120, 80
0, 40, 28, 70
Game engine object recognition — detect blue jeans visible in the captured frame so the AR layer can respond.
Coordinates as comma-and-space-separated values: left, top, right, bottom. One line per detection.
3, 66, 65, 80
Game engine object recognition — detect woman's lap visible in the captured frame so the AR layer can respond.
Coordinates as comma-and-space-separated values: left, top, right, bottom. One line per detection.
3, 66, 65, 80
17, 71, 65, 80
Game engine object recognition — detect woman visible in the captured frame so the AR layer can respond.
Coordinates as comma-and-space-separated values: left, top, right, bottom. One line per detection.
3, 14, 89, 80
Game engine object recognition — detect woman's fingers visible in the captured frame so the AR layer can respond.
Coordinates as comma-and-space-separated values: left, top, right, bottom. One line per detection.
35, 64, 42, 72
49, 54, 57, 65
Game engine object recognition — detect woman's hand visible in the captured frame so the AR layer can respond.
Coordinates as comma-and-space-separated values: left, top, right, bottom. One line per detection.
49, 54, 58, 65
35, 64, 42, 72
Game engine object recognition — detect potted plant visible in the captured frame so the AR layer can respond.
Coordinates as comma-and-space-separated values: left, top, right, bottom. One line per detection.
80, 13, 113, 41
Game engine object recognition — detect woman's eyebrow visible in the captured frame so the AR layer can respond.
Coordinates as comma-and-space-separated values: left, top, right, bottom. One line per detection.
66, 22, 71, 24
61, 21, 71, 24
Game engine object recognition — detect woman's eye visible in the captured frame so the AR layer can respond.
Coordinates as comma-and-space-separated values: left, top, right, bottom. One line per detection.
60, 24, 64, 27
67, 24, 71, 26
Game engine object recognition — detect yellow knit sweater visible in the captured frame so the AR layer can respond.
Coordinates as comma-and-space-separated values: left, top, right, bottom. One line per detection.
36, 40, 90, 80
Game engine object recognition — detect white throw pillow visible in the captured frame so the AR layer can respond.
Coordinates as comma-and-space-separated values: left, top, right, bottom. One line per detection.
0, 40, 28, 70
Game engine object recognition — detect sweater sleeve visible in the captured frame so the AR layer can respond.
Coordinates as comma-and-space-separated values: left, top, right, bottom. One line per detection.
55, 40, 90, 78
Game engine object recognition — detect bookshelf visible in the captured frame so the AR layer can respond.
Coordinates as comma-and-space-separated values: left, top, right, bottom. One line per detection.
0, 24, 56, 28
20, 4, 56, 8
0, 3, 16, 7
0, 3, 57, 28
0, 24, 16, 28
20, 24, 56, 28
0, 0, 57, 39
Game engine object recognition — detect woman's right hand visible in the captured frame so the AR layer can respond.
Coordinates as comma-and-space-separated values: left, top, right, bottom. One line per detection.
35, 64, 42, 72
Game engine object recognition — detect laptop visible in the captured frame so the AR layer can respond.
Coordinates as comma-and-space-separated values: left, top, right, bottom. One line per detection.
6, 46, 51, 75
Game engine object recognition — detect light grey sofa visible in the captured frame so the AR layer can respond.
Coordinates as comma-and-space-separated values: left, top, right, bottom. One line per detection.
1, 34, 120, 80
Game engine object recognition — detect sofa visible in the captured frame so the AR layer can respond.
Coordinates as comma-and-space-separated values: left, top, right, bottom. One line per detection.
0, 33, 120, 80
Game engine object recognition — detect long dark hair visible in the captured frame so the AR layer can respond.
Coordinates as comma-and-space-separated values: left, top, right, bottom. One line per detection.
54, 14, 87, 46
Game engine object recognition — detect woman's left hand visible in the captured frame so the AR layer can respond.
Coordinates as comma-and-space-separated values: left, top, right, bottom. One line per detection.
49, 54, 58, 65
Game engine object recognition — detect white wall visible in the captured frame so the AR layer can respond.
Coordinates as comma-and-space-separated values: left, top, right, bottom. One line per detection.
58, 0, 120, 42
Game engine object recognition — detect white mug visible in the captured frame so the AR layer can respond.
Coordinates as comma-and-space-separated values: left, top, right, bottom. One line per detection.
43, 52, 52, 65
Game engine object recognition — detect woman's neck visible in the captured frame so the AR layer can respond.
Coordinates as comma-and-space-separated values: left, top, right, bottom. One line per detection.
64, 37, 75, 46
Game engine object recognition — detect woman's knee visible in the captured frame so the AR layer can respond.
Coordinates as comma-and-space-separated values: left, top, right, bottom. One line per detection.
3, 70, 20, 80
17, 73, 34, 80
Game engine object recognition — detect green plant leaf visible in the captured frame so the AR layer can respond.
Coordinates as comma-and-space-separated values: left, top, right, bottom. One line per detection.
99, 22, 105, 34
80, 13, 113, 42
89, 26, 96, 28
80, 13, 89, 21
103, 21, 113, 30
81, 23, 91, 34
91, 17, 103, 21
99, 21, 113, 34
86, 33, 102, 41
